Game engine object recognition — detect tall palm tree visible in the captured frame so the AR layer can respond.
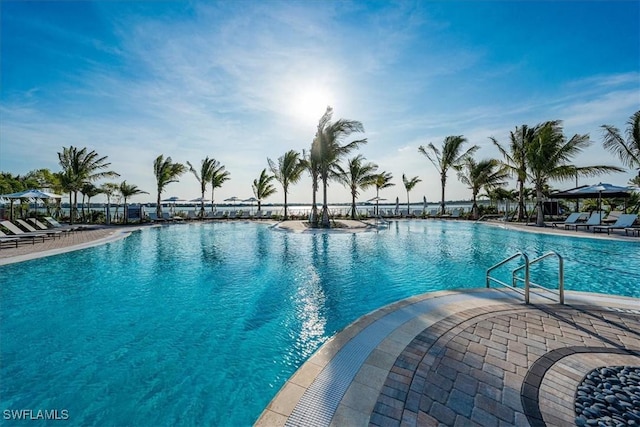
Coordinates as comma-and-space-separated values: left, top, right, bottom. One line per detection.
153, 155, 186, 217
57, 146, 119, 224
119, 181, 148, 224
312, 106, 367, 227
187, 157, 217, 218
602, 110, 640, 177
491, 125, 537, 221
100, 182, 119, 225
456, 158, 509, 219
418, 136, 479, 215
252, 169, 277, 212
374, 171, 394, 216
402, 174, 422, 216
210, 161, 230, 213
268, 150, 306, 220
334, 155, 378, 219
527, 120, 624, 226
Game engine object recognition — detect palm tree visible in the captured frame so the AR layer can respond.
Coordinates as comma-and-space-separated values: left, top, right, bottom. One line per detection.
457, 158, 509, 219
100, 182, 119, 225
252, 169, 277, 212
602, 110, 640, 177
402, 174, 422, 216
418, 136, 479, 215
268, 150, 306, 220
491, 125, 537, 221
374, 171, 394, 216
119, 181, 148, 224
312, 106, 367, 227
187, 157, 217, 218
210, 161, 230, 213
153, 155, 186, 217
334, 155, 378, 219
57, 146, 119, 224
527, 120, 624, 226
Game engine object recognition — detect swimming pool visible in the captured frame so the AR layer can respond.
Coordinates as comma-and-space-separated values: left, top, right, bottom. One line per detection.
1, 221, 638, 426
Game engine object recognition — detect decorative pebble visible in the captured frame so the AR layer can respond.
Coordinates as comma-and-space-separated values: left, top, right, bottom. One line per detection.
575, 366, 640, 427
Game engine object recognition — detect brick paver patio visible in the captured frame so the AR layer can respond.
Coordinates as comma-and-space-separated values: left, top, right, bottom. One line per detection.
369, 304, 640, 427
259, 290, 640, 427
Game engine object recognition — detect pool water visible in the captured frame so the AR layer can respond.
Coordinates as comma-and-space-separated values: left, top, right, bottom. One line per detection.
1, 221, 638, 426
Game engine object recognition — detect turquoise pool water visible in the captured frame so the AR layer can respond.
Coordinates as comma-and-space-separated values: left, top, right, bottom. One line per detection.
1, 221, 638, 426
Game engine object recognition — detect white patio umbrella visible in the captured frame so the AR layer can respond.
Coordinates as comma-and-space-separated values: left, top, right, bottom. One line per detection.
243, 197, 259, 214
0, 189, 62, 219
224, 196, 240, 204
367, 196, 386, 216
162, 196, 185, 215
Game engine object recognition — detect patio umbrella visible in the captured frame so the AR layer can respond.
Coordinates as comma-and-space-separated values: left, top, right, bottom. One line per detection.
162, 196, 185, 215
367, 196, 386, 216
243, 197, 259, 214
190, 197, 211, 216
224, 196, 240, 203
0, 189, 62, 219
551, 183, 632, 220
395, 197, 400, 216
423, 196, 427, 211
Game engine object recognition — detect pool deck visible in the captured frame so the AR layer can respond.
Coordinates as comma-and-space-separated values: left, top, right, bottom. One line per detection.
1, 218, 638, 426
256, 289, 640, 427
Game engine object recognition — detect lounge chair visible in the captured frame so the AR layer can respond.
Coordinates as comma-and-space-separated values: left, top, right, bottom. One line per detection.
0, 220, 49, 243
593, 214, 638, 235
565, 211, 603, 231
0, 230, 22, 248
450, 209, 461, 219
625, 227, 640, 237
15, 219, 62, 238
552, 212, 587, 228
28, 217, 67, 233
43, 216, 84, 232
602, 210, 623, 224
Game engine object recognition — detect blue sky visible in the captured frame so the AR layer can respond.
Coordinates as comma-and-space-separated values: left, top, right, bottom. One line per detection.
1, 0, 639, 205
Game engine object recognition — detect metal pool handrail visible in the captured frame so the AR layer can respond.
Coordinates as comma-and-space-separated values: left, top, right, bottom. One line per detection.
486, 252, 530, 302
512, 251, 564, 304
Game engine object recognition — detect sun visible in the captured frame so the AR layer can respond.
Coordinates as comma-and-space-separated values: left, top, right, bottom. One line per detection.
290, 85, 334, 125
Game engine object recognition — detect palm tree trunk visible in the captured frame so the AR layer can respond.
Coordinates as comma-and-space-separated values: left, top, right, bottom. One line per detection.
517, 179, 525, 221
81, 194, 86, 222
310, 176, 318, 226
156, 191, 162, 217
68, 191, 73, 224
200, 190, 205, 218
406, 191, 410, 216
211, 188, 215, 212
536, 187, 545, 226
284, 188, 289, 220
472, 191, 478, 220
106, 195, 111, 225
321, 174, 329, 227
440, 176, 446, 215
124, 197, 128, 224
73, 191, 78, 224
351, 190, 356, 219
